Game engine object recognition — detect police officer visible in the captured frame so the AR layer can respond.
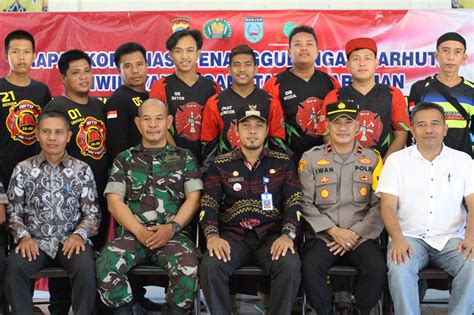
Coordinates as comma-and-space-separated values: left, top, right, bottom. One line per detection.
199, 103, 302, 315
96, 99, 202, 315
299, 101, 386, 315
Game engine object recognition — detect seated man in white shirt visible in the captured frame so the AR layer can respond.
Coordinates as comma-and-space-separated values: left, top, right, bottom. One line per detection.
377, 102, 474, 315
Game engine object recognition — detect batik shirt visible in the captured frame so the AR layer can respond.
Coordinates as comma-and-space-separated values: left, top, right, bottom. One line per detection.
7, 152, 101, 258
200, 149, 302, 241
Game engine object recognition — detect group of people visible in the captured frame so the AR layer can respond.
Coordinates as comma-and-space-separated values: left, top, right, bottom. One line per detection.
0, 23, 472, 315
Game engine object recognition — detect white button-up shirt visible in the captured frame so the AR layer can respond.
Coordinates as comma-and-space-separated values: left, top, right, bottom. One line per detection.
376, 145, 473, 251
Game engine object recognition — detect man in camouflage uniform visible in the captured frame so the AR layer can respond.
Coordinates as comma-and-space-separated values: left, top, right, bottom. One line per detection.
96, 98, 202, 315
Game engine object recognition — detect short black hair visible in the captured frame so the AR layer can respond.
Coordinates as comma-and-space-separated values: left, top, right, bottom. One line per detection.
114, 42, 147, 68
229, 44, 256, 65
411, 102, 446, 124
38, 110, 71, 131
4, 29, 35, 53
58, 49, 91, 76
166, 29, 203, 51
289, 25, 318, 47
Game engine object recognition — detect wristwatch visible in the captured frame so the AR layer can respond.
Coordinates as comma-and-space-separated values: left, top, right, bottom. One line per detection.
284, 230, 297, 241
170, 220, 182, 233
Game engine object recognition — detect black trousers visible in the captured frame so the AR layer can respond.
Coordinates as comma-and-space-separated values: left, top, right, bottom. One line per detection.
4, 244, 96, 315
49, 193, 108, 315
0, 252, 5, 305
302, 238, 385, 315
200, 230, 301, 315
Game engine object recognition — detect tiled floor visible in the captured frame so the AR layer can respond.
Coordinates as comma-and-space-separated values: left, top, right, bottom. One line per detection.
34, 287, 454, 314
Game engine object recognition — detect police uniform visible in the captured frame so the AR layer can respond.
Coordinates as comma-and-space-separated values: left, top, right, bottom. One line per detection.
150, 73, 221, 165
96, 143, 202, 311
322, 84, 411, 158
199, 104, 302, 315
299, 102, 386, 315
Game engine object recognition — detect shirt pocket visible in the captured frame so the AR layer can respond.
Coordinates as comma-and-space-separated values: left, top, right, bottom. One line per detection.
314, 173, 338, 204
156, 172, 186, 203
353, 172, 372, 203
441, 171, 464, 202
125, 172, 146, 201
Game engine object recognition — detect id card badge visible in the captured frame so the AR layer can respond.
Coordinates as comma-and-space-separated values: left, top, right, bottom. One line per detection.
261, 192, 274, 211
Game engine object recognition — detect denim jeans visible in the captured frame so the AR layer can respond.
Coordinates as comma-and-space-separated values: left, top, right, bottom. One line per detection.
387, 237, 474, 315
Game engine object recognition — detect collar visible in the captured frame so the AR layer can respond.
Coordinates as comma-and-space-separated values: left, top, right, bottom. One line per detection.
410, 144, 448, 161
34, 151, 71, 168
325, 141, 364, 164
232, 148, 272, 162
131, 142, 178, 154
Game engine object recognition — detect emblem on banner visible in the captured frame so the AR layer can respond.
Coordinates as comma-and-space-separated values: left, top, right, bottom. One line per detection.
170, 17, 191, 33
283, 22, 297, 37
203, 19, 232, 39
244, 17, 264, 43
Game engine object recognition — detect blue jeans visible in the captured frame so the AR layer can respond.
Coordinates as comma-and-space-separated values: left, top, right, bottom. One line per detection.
387, 237, 474, 315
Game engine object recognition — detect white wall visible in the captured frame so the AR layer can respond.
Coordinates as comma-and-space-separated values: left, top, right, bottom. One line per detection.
48, 0, 453, 12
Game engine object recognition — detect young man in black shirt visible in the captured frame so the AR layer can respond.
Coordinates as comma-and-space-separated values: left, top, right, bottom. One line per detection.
150, 29, 221, 166
408, 32, 473, 157
1, 31, 52, 313
106, 42, 149, 165
201, 44, 285, 170
264, 25, 340, 165
0, 30, 51, 189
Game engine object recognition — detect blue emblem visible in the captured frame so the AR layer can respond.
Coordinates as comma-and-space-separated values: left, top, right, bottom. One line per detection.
244, 17, 264, 43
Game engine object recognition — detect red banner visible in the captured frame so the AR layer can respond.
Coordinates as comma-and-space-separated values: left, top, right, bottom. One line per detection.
0, 10, 473, 97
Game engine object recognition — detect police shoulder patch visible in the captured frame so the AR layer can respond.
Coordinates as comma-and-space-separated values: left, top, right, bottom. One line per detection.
298, 159, 307, 174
